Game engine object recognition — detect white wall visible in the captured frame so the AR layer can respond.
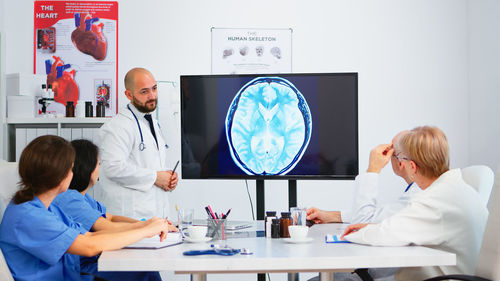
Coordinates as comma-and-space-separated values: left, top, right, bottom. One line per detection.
2, 0, 496, 279
468, 0, 500, 171
0, 0, 6, 160
0, 0, 475, 216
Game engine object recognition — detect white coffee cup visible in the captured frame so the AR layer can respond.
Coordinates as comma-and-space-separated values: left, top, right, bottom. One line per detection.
288, 225, 309, 240
187, 225, 207, 240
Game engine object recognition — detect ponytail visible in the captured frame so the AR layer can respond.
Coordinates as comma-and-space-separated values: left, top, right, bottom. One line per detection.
13, 184, 35, 204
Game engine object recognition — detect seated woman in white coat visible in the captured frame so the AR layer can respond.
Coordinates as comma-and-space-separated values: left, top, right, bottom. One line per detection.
0, 135, 171, 281
342, 126, 488, 280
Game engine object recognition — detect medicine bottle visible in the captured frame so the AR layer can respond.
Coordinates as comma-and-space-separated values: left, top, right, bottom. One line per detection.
279, 212, 291, 238
96, 101, 105, 117
66, 101, 75, 117
85, 101, 93, 117
271, 219, 280, 238
265, 211, 277, 238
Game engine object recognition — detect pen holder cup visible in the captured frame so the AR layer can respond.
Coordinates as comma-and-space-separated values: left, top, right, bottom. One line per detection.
207, 218, 227, 241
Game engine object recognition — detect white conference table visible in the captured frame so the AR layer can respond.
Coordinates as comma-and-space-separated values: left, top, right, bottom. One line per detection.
98, 223, 456, 281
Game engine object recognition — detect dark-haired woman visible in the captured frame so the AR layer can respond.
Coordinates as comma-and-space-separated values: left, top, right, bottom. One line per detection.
0, 135, 170, 281
53, 139, 177, 280
53, 139, 162, 231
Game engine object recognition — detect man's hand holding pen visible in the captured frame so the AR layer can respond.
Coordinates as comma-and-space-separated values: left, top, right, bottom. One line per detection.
167, 160, 180, 191
155, 161, 179, 192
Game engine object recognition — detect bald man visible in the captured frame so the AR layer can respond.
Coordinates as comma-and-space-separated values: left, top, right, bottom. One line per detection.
307, 130, 420, 224
94, 68, 178, 220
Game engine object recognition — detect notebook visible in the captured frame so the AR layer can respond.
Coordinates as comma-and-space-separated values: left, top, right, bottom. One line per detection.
125, 232, 183, 249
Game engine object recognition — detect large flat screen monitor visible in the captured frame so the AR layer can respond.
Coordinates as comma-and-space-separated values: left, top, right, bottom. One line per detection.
180, 73, 358, 179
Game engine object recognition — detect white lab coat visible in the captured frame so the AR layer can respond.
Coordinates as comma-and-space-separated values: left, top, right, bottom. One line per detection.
346, 173, 420, 224
94, 103, 171, 220
345, 169, 488, 280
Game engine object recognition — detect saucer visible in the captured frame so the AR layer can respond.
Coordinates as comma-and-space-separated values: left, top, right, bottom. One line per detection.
284, 237, 313, 244
184, 236, 212, 243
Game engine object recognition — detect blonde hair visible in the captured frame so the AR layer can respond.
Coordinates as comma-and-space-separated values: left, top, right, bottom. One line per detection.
395, 126, 449, 178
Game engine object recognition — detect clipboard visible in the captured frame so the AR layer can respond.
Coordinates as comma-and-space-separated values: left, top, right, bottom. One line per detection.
125, 232, 183, 249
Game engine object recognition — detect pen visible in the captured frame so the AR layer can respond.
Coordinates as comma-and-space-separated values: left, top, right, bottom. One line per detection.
205, 206, 215, 219
223, 208, 232, 219
207, 205, 216, 219
172, 160, 180, 173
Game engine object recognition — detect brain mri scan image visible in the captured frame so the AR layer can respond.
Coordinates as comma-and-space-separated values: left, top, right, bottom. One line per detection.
225, 77, 312, 175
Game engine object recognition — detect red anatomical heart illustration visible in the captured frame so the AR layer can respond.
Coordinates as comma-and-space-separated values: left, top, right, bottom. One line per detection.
71, 13, 107, 61
45, 56, 80, 106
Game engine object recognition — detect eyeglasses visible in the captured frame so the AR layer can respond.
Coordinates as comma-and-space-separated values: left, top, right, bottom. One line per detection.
393, 152, 410, 162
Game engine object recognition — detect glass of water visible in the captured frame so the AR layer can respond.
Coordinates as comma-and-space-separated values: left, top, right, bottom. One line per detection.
179, 208, 194, 231
290, 207, 307, 226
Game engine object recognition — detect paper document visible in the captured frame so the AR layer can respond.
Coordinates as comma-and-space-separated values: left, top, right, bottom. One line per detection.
325, 234, 352, 244
125, 232, 183, 249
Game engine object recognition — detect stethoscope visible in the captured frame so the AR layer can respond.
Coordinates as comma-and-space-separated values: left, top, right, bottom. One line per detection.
127, 104, 146, 151
127, 104, 169, 152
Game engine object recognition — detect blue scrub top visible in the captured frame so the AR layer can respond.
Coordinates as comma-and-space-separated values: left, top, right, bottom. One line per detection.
53, 190, 107, 231
0, 197, 86, 281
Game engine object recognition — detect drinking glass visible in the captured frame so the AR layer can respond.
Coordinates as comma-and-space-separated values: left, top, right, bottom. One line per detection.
179, 208, 194, 231
290, 207, 307, 226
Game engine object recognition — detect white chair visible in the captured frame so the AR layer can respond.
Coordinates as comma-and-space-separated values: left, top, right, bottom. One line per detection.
0, 160, 18, 280
425, 166, 500, 281
0, 161, 20, 221
0, 249, 14, 281
462, 165, 494, 206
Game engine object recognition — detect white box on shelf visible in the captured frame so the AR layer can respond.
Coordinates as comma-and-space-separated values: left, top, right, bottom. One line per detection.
6, 73, 45, 96
7, 96, 36, 118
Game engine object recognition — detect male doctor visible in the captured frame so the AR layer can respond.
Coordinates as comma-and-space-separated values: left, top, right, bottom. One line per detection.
95, 67, 178, 220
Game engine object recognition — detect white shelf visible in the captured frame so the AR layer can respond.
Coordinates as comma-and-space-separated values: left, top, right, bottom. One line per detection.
6, 117, 110, 124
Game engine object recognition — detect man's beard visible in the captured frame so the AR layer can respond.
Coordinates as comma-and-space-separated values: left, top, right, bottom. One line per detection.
132, 97, 157, 113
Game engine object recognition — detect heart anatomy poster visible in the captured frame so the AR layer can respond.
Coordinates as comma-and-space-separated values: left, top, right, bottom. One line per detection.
34, 1, 118, 116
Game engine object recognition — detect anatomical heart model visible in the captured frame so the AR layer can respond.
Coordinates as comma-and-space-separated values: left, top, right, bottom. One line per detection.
71, 13, 107, 61
46, 56, 80, 106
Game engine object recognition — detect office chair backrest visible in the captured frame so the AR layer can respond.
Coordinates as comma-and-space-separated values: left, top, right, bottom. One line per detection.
0, 161, 19, 222
0, 161, 17, 279
462, 165, 494, 206
0, 249, 14, 281
474, 166, 500, 280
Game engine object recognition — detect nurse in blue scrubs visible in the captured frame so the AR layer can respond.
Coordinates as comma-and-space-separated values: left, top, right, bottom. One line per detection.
53, 139, 177, 280
0, 135, 170, 281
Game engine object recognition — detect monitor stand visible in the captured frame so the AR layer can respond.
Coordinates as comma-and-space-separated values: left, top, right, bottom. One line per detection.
256, 179, 298, 281
256, 179, 297, 220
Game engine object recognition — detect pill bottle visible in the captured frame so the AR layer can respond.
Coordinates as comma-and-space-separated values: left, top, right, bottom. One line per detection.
271, 219, 280, 238
96, 101, 105, 117
279, 212, 291, 238
66, 101, 75, 117
85, 101, 93, 117
265, 211, 277, 238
